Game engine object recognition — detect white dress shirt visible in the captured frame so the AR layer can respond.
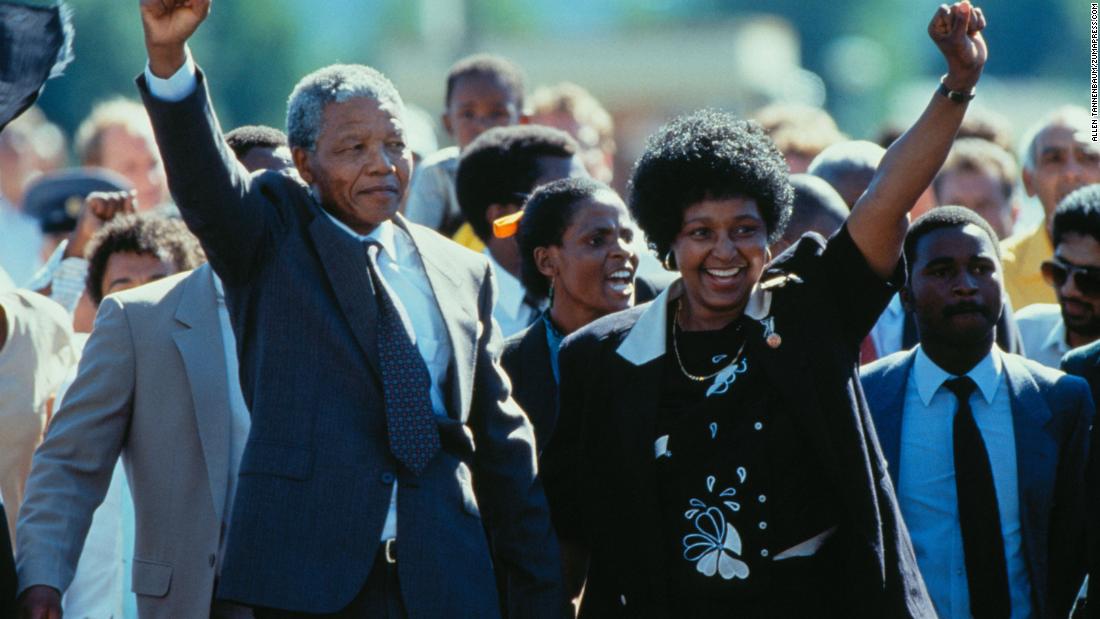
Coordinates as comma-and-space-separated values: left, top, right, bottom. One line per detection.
898, 346, 1032, 619
147, 56, 454, 543
484, 249, 538, 338
870, 294, 906, 357
1016, 303, 1070, 369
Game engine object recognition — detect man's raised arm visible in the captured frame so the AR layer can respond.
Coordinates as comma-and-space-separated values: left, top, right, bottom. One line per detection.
137, 0, 282, 284
847, 1, 988, 279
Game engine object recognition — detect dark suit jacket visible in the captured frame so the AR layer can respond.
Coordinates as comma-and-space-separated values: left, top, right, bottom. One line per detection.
0, 504, 13, 619
502, 321, 557, 456
544, 229, 935, 618
1061, 341, 1100, 619
863, 349, 1092, 619
139, 70, 562, 617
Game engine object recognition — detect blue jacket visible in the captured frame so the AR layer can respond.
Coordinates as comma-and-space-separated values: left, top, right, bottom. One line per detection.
862, 349, 1091, 619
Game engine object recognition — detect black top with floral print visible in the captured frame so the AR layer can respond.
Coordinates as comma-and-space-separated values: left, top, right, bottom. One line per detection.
655, 311, 840, 611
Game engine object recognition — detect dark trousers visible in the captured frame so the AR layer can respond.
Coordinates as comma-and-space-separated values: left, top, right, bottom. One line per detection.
253, 546, 408, 619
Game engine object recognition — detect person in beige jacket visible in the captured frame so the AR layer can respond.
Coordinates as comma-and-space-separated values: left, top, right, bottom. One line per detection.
0, 289, 75, 544
16, 263, 252, 618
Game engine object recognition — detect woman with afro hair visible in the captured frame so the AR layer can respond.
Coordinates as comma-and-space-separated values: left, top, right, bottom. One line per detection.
541, 3, 987, 617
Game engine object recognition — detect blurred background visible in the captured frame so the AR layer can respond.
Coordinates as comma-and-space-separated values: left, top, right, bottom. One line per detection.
8, 0, 1094, 227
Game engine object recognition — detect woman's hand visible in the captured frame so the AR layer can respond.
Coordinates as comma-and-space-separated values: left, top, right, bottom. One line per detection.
929, 1, 987, 92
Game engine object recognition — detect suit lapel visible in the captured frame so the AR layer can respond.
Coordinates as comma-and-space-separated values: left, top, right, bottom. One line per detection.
307, 213, 382, 379
1003, 353, 1057, 577
861, 353, 915, 488
172, 266, 232, 524
519, 323, 558, 435
400, 217, 477, 418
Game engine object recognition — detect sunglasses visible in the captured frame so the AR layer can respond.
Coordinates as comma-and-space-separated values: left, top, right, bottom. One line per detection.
1041, 259, 1100, 296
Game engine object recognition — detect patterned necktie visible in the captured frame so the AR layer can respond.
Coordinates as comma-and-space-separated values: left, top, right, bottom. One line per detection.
365, 241, 441, 475
943, 376, 1011, 619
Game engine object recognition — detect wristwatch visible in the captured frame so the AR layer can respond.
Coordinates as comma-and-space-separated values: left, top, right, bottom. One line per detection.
938, 76, 975, 103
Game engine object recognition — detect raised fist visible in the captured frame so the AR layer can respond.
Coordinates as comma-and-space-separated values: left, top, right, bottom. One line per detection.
139, 0, 211, 76
64, 190, 138, 259
928, 1, 988, 91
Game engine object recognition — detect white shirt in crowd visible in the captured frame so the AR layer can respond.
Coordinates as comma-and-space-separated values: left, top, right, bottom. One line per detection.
1016, 303, 1070, 369
484, 249, 540, 338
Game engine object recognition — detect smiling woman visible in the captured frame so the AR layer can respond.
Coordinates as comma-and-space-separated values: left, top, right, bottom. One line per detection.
541, 4, 989, 616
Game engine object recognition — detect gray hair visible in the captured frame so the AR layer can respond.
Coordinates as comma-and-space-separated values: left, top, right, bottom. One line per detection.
286, 64, 405, 151
1018, 105, 1092, 173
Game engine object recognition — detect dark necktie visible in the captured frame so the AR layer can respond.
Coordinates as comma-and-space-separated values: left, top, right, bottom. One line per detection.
365, 241, 441, 475
943, 376, 1011, 619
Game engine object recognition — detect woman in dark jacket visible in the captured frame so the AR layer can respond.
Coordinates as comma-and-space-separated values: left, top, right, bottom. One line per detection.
501, 177, 641, 453
541, 4, 987, 617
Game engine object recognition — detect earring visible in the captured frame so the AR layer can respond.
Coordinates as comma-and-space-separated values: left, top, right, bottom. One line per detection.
662, 252, 678, 271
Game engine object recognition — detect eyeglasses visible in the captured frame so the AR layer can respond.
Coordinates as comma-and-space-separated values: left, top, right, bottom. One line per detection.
1041, 258, 1100, 296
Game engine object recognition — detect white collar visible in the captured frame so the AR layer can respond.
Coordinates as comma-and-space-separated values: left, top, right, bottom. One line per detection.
321, 210, 399, 263
616, 278, 772, 366
1041, 313, 1070, 356
913, 344, 1003, 407
483, 249, 529, 317
884, 293, 903, 316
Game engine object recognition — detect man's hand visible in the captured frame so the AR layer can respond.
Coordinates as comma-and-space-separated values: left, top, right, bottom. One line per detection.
929, 1, 987, 92
65, 190, 137, 259
17, 585, 62, 619
139, 0, 211, 77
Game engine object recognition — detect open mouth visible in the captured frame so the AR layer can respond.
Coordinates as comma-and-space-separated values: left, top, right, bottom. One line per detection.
702, 266, 744, 287
606, 269, 636, 295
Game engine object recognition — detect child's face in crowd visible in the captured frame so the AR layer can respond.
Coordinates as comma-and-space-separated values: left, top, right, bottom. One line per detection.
444, 74, 523, 150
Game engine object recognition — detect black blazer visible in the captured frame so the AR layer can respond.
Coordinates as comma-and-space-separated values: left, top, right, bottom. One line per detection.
543, 228, 935, 618
1061, 342, 1100, 619
502, 276, 667, 455
502, 321, 557, 456
0, 504, 14, 619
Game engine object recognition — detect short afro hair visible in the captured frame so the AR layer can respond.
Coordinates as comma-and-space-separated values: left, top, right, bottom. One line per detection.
518, 177, 619, 300
85, 214, 205, 305
627, 109, 793, 259
903, 205, 1001, 278
455, 125, 578, 242
1052, 183, 1100, 247
445, 54, 525, 109
225, 125, 288, 160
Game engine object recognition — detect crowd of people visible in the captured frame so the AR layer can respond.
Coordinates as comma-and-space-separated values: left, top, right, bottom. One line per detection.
1, 0, 1099, 617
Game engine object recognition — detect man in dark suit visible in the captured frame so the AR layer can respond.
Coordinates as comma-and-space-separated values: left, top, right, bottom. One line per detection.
862, 207, 1091, 619
1061, 342, 1100, 618
135, 1, 563, 618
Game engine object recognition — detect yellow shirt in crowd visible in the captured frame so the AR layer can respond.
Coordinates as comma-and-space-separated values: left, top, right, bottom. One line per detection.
1000, 224, 1056, 311
452, 223, 486, 253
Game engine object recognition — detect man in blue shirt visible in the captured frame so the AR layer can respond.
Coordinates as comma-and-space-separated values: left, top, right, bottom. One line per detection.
861, 206, 1091, 619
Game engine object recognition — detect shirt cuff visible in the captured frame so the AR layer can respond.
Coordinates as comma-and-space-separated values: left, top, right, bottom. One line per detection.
51, 257, 89, 314
144, 47, 197, 102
